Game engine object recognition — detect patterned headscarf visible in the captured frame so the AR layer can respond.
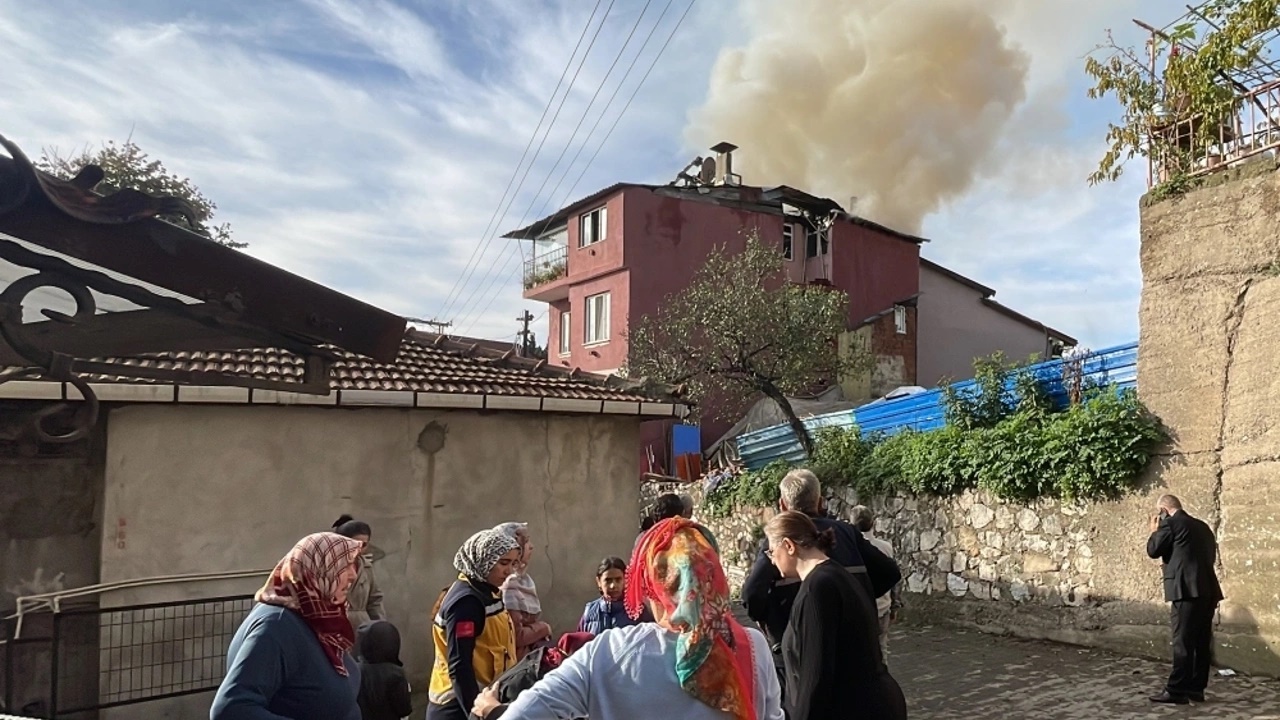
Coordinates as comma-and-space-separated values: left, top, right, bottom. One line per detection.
454, 528, 520, 584
493, 522, 529, 557
626, 518, 757, 720
256, 532, 365, 676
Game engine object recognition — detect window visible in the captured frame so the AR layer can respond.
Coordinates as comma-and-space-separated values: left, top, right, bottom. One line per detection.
782, 224, 794, 260
579, 206, 607, 247
559, 312, 571, 355
894, 305, 907, 335
585, 293, 610, 344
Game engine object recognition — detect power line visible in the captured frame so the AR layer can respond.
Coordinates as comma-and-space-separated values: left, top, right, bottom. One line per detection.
455, 0, 686, 330
437, 0, 618, 325
456, 0, 697, 336
523, 0, 678, 244
450, 0, 653, 333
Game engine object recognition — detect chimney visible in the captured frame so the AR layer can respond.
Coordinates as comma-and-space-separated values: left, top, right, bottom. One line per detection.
709, 141, 739, 186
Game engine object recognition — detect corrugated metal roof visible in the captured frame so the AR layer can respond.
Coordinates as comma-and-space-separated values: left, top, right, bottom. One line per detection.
736, 341, 1139, 469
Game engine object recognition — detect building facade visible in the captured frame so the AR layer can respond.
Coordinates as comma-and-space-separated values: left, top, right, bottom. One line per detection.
510, 144, 1075, 467
917, 259, 1076, 386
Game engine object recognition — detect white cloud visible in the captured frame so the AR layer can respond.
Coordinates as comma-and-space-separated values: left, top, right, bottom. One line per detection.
0, 0, 1167, 354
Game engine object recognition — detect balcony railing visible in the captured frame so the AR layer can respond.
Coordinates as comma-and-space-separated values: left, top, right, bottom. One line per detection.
523, 245, 567, 290
1150, 79, 1280, 187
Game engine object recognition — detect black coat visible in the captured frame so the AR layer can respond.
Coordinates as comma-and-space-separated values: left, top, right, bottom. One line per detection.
1146, 511, 1224, 603
743, 513, 902, 645
783, 561, 907, 720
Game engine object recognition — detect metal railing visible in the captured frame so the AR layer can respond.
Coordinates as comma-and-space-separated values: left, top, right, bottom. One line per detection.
1149, 80, 1280, 187
3, 590, 257, 718
523, 245, 567, 289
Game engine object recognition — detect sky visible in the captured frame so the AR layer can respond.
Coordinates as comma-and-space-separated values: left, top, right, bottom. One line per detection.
0, 0, 1187, 352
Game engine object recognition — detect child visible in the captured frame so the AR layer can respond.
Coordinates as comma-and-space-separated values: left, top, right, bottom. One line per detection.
356, 620, 413, 720
578, 557, 654, 634
852, 505, 904, 663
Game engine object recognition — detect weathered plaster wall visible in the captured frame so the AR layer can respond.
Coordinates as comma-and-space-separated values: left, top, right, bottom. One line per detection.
1132, 159, 1280, 674
0, 402, 105, 716
98, 404, 643, 718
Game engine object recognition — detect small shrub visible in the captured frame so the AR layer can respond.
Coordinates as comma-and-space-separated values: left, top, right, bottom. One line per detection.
1046, 388, 1165, 500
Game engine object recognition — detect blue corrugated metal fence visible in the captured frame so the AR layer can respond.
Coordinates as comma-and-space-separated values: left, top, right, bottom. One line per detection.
735, 341, 1138, 470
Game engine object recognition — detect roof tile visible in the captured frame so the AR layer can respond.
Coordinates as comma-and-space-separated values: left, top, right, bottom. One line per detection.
76, 330, 681, 404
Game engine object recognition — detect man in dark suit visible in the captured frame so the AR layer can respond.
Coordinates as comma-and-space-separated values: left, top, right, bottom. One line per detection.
1145, 494, 1224, 705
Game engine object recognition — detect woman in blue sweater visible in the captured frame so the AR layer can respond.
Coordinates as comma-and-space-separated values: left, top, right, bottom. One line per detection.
211, 532, 366, 720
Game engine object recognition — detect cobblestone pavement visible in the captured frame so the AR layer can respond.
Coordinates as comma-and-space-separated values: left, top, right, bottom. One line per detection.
889, 625, 1280, 719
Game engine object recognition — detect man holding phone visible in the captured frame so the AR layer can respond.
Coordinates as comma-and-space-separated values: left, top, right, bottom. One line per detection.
1145, 494, 1223, 705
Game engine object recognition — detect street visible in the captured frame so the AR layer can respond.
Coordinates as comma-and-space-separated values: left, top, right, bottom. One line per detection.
891, 626, 1280, 719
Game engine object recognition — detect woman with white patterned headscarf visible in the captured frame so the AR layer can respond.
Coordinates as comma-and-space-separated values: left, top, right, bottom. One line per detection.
425, 528, 522, 720
494, 521, 552, 659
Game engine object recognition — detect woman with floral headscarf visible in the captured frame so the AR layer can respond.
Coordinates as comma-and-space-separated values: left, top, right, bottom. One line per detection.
470, 518, 783, 720
211, 532, 365, 720
426, 528, 523, 720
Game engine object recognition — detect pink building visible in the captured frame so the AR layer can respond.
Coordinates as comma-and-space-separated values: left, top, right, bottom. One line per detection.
505, 145, 925, 469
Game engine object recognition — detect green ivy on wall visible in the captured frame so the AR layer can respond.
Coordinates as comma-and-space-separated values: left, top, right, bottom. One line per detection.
704, 355, 1166, 517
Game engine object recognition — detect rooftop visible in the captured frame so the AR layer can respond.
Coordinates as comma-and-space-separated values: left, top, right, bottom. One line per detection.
1, 331, 687, 416
920, 257, 1077, 345
502, 181, 929, 245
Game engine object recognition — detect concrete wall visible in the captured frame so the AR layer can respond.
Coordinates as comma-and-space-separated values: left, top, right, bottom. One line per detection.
1130, 160, 1280, 675
97, 404, 644, 718
916, 264, 1055, 386
0, 401, 105, 717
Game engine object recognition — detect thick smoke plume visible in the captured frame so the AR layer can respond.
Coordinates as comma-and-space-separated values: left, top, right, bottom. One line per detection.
686, 0, 1029, 234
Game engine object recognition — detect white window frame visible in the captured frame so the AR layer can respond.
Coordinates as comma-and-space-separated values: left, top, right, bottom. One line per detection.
584, 293, 610, 345
579, 206, 608, 247
559, 311, 572, 355
894, 305, 907, 335
782, 224, 794, 260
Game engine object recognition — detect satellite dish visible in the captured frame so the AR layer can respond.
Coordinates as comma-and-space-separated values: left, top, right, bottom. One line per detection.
698, 157, 717, 185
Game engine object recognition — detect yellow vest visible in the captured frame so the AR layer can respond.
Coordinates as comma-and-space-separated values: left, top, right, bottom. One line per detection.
428, 576, 517, 706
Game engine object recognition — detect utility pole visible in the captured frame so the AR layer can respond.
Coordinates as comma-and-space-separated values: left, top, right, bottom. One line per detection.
407, 316, 453, 334
516, 310, 534, 357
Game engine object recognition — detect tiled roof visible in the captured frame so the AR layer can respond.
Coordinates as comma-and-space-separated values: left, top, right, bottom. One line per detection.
81, 330, 682, 404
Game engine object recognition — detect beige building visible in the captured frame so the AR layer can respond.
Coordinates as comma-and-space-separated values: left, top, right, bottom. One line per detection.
1, 331, 683, 717
917, 258, 1076, 386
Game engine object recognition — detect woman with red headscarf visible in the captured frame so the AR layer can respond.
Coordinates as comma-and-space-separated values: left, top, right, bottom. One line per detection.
469, 518, 783, 720
211, 532, 366, 720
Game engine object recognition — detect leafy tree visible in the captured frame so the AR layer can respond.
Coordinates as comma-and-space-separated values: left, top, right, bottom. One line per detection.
627, 232, 869, 456
36, 139, 244, 248
1084, 0, 1280, 192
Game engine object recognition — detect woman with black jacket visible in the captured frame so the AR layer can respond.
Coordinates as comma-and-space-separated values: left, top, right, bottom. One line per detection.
763, 511, 907, 720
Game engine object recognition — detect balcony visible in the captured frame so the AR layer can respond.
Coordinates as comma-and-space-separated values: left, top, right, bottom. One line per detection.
523, 245, 569, 301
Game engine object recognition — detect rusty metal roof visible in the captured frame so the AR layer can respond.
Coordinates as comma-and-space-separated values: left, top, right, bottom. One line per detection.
79, 330, 683, 403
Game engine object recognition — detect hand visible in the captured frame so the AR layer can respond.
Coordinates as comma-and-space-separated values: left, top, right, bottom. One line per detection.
890, 610, 899, 624
533, 621, 552, 639
472, 686, 502, 719
1149, 514, 1162, 533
